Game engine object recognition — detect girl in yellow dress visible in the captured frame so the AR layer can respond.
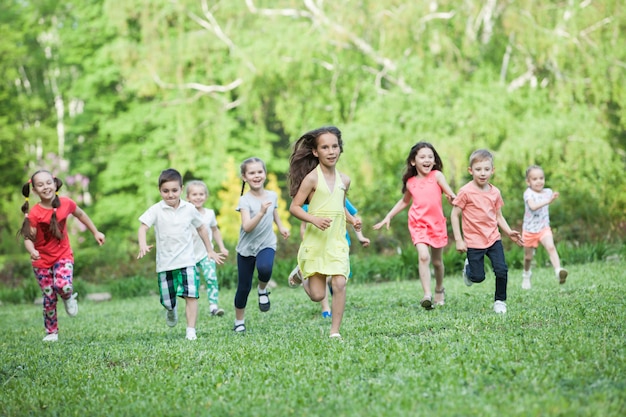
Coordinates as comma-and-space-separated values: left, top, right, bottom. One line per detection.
288, 126, 361, 339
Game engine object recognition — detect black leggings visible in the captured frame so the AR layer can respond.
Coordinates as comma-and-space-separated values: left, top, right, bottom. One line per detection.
234, 248, 275, 309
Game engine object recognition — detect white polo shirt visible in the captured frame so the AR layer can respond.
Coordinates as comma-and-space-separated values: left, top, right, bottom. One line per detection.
139, 199, 203, 273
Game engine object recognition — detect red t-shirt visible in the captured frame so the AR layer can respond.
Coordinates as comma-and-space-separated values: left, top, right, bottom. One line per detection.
28, 197, 77, 268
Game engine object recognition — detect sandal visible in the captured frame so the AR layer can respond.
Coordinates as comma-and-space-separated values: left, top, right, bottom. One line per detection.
288, 266, 303, 288
258, 291, 271, 312
420, 295, 434, 310
434, 288, 445, 306
233, 323, 246, 333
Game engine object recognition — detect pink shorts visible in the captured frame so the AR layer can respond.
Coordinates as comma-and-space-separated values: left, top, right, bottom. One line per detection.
523, 227, 552, 248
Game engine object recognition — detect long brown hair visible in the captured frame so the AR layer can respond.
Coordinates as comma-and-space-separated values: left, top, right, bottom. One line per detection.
288, 126, 342, 199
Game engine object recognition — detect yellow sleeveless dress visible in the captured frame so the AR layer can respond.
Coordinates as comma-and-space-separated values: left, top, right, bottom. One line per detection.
298, 165, 350, 279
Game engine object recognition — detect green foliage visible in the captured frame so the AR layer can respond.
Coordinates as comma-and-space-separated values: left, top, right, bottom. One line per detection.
108, 276, 155, 299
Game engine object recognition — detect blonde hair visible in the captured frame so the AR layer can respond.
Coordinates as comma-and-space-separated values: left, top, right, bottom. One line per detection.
469, 149, 494, 167
186, 180, 209, 196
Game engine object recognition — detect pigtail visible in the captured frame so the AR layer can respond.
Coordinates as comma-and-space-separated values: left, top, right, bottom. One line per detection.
48, 177, 64, 240
18, 181, 34, 240
240, 181, 246, 196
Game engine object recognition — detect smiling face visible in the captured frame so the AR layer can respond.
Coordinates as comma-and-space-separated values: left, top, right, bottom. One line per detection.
242, 161, 267, 192
187, 184, 208, 209
31, 171, 56, 204
411, 147, 436, 177
159, 180, 182, 208
468, 158, 494, 189
312, 132, 341, 167
526, 167, 545, 193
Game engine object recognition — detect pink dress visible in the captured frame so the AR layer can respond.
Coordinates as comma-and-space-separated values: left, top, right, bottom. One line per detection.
407, 171, 448, 248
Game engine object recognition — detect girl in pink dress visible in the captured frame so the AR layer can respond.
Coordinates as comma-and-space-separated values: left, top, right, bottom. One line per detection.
374, 142, 456, 309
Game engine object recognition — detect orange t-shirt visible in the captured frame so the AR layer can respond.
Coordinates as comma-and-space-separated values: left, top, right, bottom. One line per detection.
28, 197, 77, 268
453, 182, 503, 249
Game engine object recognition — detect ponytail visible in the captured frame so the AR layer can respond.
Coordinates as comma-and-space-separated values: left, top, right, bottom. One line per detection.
18, 180, 34, 240
48, 177, 64, 240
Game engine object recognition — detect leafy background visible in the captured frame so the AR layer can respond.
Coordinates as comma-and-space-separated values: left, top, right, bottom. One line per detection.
1, 0, 624, 283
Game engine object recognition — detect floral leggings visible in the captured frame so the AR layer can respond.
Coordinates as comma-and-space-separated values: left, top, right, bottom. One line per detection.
33, 258, 74, 335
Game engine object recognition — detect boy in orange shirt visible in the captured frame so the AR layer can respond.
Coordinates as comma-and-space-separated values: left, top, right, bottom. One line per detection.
451, 149, 523, 314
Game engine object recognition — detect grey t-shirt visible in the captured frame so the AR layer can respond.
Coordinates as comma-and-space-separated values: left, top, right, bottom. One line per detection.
235, 191, 278, 257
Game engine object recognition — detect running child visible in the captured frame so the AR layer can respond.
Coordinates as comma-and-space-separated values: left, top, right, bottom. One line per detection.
450, 149, 523, 314
186, 180, 229, 316
233, 157, 290, 333
288, 126, 361, 339
373, 142, 456, 309
18, 170, 106, 342
138, 169, 224, 340
521, 165, 568, 289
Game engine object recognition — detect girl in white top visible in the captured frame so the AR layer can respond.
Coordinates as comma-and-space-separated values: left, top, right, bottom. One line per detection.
522, 165, 568, 289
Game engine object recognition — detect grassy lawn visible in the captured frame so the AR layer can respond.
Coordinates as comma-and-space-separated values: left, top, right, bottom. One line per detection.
1, 262, 625, 417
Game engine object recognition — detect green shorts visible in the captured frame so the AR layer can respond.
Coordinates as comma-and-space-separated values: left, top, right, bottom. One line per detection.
157, 266, 199, 310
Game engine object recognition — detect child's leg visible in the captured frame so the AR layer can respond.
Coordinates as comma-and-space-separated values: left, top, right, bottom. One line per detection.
34, 267, 58, 335
416, 243, 432, 298
540, 233, 561, 271
523, 247, 534, 272
320, 276, 331, 315
53, 259, 75, 301
185, 297, 198, 328
431, 247, 445, 304
486, 241, 508, 302
234, 253, 255, 321
303, 273, 328, 301
205, 259, 220, 307
255, 248, 275, 291
329, 275, 347, 336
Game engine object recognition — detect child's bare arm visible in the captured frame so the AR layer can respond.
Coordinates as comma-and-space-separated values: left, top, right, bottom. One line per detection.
496, 210, 523, 246
450, 206, 467, 253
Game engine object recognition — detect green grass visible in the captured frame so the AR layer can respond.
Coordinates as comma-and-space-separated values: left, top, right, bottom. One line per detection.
1, 262, 625, 417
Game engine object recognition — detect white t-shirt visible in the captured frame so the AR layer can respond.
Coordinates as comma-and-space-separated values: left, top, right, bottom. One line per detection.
139, 200, 203, 273
523, 188, 553, 233
191, 208, 218, 263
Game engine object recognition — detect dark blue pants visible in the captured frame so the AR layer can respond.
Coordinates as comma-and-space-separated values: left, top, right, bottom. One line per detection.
234, 248, 275, 309
465, 240, 508, 302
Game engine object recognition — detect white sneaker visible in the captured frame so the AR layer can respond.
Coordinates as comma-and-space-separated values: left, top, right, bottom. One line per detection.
186, 328, 197, 340
63, 292, 78, 317
494, 300, 507, 314
557, 268, 568, 284
166, 306, 178, 327
521, 270, 532, 290
210, 307, 225, 317
462, 259, 473, 286
42, 333, 58, 342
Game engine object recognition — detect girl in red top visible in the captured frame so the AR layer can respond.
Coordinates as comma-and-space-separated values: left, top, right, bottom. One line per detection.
18, 170, 105, 342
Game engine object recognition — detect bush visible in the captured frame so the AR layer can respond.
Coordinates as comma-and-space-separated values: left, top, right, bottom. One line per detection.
108, 276, 156, 299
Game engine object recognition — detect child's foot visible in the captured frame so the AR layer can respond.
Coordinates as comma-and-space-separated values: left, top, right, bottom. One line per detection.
186, 328, 197, 340
210, 307, 225, 316
329, 333, 342, 339
493, 300, 507, 314
420, 295, 434, 310
166, 306, 178, 327
522, 270, 532, 290
557, 268, 568, 284
321, 311, 332, 319
258, 290, 271, 312
42, 333, 58, 342
462, 259, 473, 286
233, 322, 246, 333
63, 292, 78, 317
288, 266, 303, 287
434, 288, 445, 306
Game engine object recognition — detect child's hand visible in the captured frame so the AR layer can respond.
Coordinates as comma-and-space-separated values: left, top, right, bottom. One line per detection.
219, 248, 230, 257
509, 230, 524, 246
279, 226, 290, 240
137, 245, 154, 259
210, 251, 225, 265
551, 192, 560, 202
455, 240, 467, 253
93, 231, 106, 246
312, 216, 332, 231
445, 194, 457, 205
30, 250, 41, 261
359, 237, 371, 247
352, 217, 362, 232
260, 201, 273, 214
373, 218, 390, 230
